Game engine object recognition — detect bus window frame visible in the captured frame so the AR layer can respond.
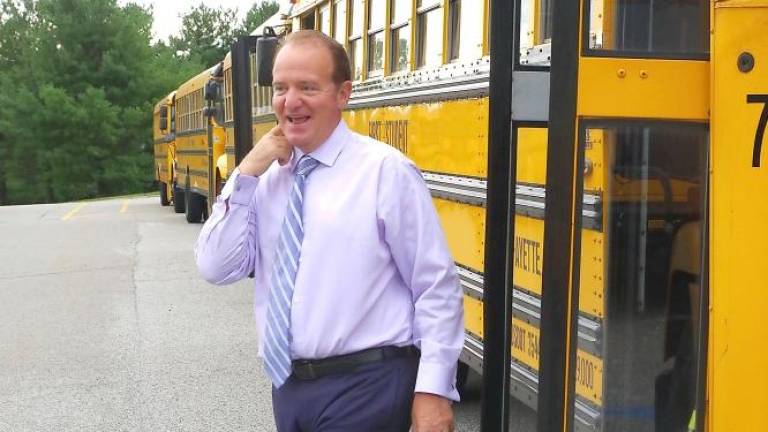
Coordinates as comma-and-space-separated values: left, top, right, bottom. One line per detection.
580, 0, 710, 61
348, 0, 365, 81
318, 1, 332, 36
415, 1, 443, 70
366, 0, 386, 77
514, 0, 551, 72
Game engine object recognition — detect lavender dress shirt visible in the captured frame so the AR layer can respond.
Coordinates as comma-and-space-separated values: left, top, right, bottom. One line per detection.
195, 120, 464, 401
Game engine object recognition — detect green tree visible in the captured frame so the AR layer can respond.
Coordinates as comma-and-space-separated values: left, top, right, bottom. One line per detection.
241, 0, 279, 35
169, 3, 239, 68
0, 0, 198, 205
0, 0, 36, 205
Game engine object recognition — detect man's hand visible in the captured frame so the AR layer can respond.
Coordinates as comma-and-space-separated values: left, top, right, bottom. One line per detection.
411, 392, 454, 432
238, 126, 293, 177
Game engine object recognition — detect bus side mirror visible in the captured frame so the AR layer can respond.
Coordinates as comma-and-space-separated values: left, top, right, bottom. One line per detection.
159, 106, 168, 131
204, 80, 220, 101
257, 27, 279, 87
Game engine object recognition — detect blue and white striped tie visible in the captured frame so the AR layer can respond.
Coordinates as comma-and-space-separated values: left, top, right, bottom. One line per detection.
264, 155, 320, 388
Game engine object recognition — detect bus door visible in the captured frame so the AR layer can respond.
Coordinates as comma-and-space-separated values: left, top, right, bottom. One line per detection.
554, 1, 710, 431
482, 0, 566, 430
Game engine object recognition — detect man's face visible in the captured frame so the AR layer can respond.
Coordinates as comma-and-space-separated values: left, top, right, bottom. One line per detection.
272, 42, 351, 153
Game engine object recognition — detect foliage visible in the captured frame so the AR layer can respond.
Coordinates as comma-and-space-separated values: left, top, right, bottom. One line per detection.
169, 1, 280, 68
0, 0, 207, 204
168, 3, 239, 68
242, 0, 280, 35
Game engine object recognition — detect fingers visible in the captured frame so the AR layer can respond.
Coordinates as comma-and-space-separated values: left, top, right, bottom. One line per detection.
269, 125, 284, 137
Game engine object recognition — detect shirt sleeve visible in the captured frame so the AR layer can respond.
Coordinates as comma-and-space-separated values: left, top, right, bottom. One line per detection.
195, 168, 261, 285
377, 155, 465, 402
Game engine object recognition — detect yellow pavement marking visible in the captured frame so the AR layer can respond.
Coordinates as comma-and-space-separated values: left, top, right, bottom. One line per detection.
61, 203, 87, 221
120, 200, 129, 213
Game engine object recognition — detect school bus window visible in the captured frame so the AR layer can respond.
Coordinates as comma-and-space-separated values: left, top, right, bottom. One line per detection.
447, 0, 483, 61
332, 0, 347, 45
367, 0, 385, 76
301, 11, 315, 30
540, 0, 552, 42
348, 0, 364, 80
519, 0, 553, 66
390, 0, 411, 73
586, 0, 709, 55
447, 0, 460, 61
416, 0, 443, 68
319, 2, 331, 35
572, 122, 708, 431
253, 64, 261, 109
224, 69, 233, 122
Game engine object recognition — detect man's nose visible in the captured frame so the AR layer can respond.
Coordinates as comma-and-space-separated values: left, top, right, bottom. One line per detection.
283, 88, 303, 110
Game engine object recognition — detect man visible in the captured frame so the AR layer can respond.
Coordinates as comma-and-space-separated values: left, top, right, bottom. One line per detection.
196, 30, 463, 432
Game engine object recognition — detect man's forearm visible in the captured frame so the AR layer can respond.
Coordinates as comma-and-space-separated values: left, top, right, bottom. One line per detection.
195, 173, 260, 284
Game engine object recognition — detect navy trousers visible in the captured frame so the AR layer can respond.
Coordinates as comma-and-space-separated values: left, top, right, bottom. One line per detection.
271, 355, 419, 432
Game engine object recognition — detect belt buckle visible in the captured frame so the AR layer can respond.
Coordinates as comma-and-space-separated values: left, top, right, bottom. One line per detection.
294, 360, 317, 380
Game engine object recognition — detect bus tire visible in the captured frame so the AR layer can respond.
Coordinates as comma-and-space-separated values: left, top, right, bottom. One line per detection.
159, 181, 170, 206
173, 184, 185, 214
185, 188, 205, 223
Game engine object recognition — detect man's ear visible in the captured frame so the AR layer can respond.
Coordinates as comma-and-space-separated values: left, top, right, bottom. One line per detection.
337, 81, 352, 109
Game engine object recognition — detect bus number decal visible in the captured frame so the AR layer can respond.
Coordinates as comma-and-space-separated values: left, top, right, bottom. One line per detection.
747, 94, 768, 167
576, 355, 596, 392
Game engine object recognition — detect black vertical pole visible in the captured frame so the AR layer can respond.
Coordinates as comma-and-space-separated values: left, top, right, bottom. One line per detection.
480, 0, 516, 430
232, 36, 258, 166
538, 0, 581, 431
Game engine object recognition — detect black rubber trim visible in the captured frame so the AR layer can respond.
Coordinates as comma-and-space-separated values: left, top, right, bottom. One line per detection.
176, 129, 206, 137
232, 36, 258, 166
481, 0, 515, 430
694, 148, 711, 432
537, 0, 580, 431
176, 149, 208, 156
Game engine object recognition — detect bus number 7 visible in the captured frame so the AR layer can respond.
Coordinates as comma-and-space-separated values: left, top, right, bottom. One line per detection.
747, 94, 768, 167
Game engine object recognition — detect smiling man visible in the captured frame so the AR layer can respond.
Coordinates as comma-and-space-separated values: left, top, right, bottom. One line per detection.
195, 30, 463, 432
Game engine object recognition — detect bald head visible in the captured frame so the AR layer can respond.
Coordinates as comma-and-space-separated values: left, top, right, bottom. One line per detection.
275, 30, 352, 86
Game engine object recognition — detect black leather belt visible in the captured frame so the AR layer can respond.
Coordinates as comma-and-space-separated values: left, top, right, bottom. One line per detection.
291, 345, 420, 380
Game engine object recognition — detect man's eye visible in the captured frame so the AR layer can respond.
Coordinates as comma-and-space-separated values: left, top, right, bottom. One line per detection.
302, 85, 319, 93
274, 86, 287, 94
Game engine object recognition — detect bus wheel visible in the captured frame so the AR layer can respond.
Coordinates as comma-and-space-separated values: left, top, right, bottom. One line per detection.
159, 181, 170, 206
185, 188, 205, 223
173, 184, 185, 214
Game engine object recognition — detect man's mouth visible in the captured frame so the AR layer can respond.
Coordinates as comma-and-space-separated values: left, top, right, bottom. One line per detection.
287, 115, 310, 125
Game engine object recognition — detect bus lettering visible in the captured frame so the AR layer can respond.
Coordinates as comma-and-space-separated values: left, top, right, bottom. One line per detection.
514, 235, 542, 275
369, 120, 409, 154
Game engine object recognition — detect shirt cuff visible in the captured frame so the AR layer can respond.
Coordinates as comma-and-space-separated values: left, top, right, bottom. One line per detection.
414, 360, 460, 402
229, 172, 259, 206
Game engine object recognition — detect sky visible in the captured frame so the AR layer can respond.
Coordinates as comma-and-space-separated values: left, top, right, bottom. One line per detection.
120, 0, 270, 42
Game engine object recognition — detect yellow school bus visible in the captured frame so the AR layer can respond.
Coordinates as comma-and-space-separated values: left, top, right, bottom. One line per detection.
152, 91, 176, 207
173, 64, 229, 223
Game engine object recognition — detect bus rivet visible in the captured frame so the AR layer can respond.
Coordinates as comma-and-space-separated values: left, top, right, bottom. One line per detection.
617, 69, 626, 78
738, 52, 755, 73
639, 70, 649, 79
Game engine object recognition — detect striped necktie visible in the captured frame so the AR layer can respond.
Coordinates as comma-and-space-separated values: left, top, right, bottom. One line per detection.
264, 155, 320, 388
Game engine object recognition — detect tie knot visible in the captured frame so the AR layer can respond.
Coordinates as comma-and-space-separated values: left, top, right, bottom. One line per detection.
295, 155, 320, 177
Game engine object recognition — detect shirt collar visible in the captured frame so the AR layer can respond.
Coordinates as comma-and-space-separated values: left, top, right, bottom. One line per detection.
290, 119, 349, 170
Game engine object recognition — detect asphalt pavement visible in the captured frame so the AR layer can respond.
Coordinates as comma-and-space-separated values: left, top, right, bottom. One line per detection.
0, 195, 484, 431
